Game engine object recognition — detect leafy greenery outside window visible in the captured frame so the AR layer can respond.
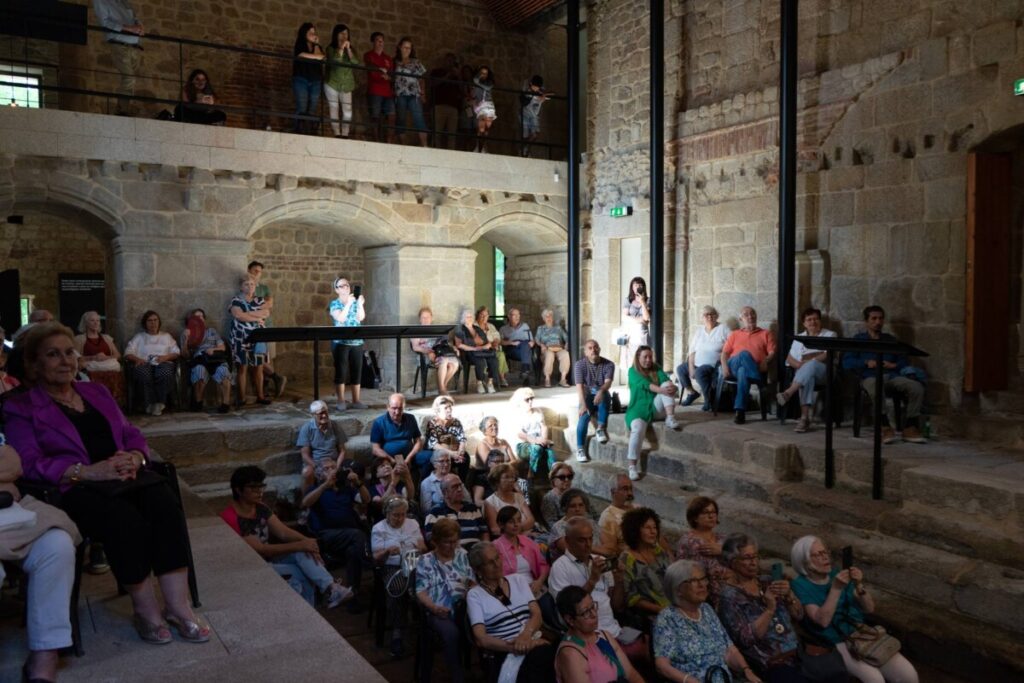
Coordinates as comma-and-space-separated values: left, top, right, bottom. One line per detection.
494, 248, 506, 317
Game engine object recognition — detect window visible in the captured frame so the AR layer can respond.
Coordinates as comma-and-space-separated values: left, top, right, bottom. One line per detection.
0, 67, 42, 108
20, 295, 33, 326
494, 247, 506, 317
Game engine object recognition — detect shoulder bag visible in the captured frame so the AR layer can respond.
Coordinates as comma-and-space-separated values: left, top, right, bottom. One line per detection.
845, 622, 901, 667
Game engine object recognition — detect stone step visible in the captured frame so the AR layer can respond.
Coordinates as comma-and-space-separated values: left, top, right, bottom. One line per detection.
192, 473, 304, 515
939, 413, 1024, 450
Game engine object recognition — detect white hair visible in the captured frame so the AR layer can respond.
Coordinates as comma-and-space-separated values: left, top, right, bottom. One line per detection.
790, 535, 821, 578
309, 400, 328, 414
663, 559, 703, 606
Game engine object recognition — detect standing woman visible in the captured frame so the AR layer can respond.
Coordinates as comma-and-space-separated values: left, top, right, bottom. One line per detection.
392, 36, 428, 147
292, 22, 325, 134
324, 24, 357, 138
124, 310, 179, 416
622, 277, 651, 360
73, 310, 124, 407
229, 275, 271, 406
329, 276, 367, 411
471, 65, 496, 153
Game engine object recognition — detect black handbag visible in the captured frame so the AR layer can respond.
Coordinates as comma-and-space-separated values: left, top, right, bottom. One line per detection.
432, 340, 456, 357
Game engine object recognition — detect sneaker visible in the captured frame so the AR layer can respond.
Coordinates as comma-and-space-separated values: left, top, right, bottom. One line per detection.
336, 400, 348, 411
152, 403, 164, 417
665, 415, 681, 430
881, 426, 898, 444
793, 417, 810, 434
902, 425, 927, 444
628, 464, 640, 481
349, 401, 368, 410
499, 377, 510, 388
681, 391, 699, 407
596, 427, 609, 444
734, 410, 746, 425
776, 392, 790, 407
326, 582, 353, 609
86, 544, 110, 575
575, 448, 590, 463
486, 381, 497, 394
477, 381, 487, 394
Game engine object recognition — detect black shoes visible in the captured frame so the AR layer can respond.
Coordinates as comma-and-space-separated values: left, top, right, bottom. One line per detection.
734, 411, 746, 424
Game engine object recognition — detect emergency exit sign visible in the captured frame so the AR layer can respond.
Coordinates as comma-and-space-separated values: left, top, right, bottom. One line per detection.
609, 205, 633, 217
1015, 78, 1024, 96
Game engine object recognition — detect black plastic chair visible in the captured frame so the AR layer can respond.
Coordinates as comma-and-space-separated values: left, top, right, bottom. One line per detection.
713, 370, 772, 421
849, 372, 904, 437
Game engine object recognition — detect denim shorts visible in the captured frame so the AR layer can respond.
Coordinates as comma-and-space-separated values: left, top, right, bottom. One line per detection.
368, 94, 396, 117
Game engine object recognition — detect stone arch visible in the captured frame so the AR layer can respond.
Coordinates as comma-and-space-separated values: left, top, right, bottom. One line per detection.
463, 201, 568, 256
3, 167, 127, 240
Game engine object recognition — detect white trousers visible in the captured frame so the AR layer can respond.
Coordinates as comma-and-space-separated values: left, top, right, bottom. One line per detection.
323, 83, 353, 137
836, 642, 919, 683
627, 392, 675, 461
9, 528, 77, 651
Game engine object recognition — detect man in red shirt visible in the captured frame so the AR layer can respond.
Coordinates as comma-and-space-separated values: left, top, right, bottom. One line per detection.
364, 31, 395, 142
720, 306, 776, 423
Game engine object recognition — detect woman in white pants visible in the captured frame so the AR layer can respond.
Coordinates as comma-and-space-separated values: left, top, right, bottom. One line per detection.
624, 346, 679, 481
324, 24, 357, 138
1, 440, 80, 682
776, 307, 836, 433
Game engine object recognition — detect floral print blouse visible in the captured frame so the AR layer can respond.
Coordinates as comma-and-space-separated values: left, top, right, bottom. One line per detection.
676, 531, 731, 607
622, 545, 671, 611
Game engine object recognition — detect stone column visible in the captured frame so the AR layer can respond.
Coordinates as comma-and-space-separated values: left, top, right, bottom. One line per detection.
363, 245, 477, 392
111, 236, 251, 340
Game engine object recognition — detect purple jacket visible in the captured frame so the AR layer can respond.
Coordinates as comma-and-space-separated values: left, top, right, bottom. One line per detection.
2, 382, 149, 491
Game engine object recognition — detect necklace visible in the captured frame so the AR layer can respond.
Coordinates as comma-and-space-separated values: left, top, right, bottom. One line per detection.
678, 604, 701, 620
48, 389, 81, 410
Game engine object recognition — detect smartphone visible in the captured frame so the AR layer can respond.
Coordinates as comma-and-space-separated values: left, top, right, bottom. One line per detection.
771, 562, 784, 582
841, 546, 853, 570
353, 285, 362, 298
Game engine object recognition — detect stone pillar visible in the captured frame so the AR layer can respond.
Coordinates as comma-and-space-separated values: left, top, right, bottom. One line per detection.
363, 245, 477, 391
111, 236, 251, 340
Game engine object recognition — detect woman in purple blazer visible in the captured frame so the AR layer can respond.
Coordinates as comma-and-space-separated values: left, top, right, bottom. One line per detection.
3, 322, 209, 646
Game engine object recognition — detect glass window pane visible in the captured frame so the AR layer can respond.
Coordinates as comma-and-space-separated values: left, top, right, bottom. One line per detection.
495, 248, 506, 318
0, 73, 41, 108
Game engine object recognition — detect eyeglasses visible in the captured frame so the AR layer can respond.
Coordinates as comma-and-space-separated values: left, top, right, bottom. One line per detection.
699, 509, 718, 517
552, 474, 574, 481
682, 576, 710, 586
574, 604, 598, 619
336, 283, 350, 289
810, 550, 830, 559
737, 553, 760, 562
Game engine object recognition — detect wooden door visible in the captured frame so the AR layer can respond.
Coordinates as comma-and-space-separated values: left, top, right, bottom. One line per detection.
965, 152, 1012, 392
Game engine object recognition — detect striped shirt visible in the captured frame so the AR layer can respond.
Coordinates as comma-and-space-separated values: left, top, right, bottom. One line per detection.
467, 574, 535, 641
424, 502, 487, 548
574, 356, 615, 388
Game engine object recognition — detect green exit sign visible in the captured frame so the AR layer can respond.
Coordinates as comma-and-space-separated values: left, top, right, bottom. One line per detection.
609, 205, 633, 218
1016, 78, 1024, 96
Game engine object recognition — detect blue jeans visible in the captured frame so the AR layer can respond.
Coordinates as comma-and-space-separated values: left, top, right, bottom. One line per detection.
292, 76, 322, 131
272, 551, 333, 606
507, 340, 533, 373
577, 387, 610, 448
395, 95, 427, 132
726, 351, 762, 411
675, 362, 718, 410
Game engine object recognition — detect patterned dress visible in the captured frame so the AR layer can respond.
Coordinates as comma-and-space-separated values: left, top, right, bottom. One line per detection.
676, 531, 731, 607
229, 294, 267, 366
717, 581, 799, 671
622, 545, 672, 611
415, 548, 473, 609
653, 603, 733, 681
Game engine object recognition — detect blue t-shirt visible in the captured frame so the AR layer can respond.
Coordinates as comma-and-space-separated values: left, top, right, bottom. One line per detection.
329, 297, 363, 347
370, 413, 421, 457
791, 569, 864, 645
296, 419, 347, 462
307, 484, 361, 533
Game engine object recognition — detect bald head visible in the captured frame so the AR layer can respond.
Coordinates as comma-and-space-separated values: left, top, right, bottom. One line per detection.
386, 393, 406, 423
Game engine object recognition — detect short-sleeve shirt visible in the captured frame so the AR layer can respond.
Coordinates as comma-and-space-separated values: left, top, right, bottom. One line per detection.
722, 328, 777, 365
653, 603, 733, 681
787, 329, 837, 362
306, 484, 361, 532
329, 297, 362, 347
622, 546, 671, 610
371, 413, 421, 457
688, 324, 730, 368
293, 44, 323, 81
623, 296, 651, 326
597, 504, 630, 557
574, 356, 615, 389
393, 59, 426, 97
296, 419, 347, 463
676, 532, 730, 607
500, 322, 533, 343
549, 516, 601, 548
254, 283, 272, 325
221, 504, 271, 545
415, 549, 473, 609
370, 518, 423, 566
423, 417, 466, 450
364, 50, 394, 97
791, 569, 864, 644
467, 573, 534, 641
180, 327, 224, 360
424, 502, 487, 548
455, 324, 490, 349
549, 553, 620, 637
535, 325, 567, 347
717, 581, 799, 669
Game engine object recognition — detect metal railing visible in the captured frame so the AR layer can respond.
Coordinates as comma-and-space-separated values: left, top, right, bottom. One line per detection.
0, 10, 568, 159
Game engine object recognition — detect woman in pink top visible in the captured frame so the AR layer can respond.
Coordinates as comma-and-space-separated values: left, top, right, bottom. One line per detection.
556, 585, 644, 683
492, 506, 548, 596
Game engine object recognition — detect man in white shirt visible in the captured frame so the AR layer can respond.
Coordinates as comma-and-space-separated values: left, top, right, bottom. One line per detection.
676, 305, 730, 411
776, 307, 837, 433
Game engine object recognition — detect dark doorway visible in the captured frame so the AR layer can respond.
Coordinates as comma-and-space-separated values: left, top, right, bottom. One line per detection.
0, 269, 21, 336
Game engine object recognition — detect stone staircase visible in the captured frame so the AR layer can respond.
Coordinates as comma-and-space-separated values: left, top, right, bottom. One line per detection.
570, 411, 1024, 681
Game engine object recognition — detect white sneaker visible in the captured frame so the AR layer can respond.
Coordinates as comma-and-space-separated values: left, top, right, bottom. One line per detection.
486, 381, 496, 394
152, 403, 164, 417
665, 415, 681, 431
326, 582, 353, 609
628, 464, 640, 481
145, 404, 154, 415
596, 428, 609, 444
477, 381, 487, 394
575, 448, 590, 463
335, 400, 348, 412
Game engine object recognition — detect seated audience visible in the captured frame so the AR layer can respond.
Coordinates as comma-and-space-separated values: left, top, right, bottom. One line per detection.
124, 309, 180, 416
511, 387, 556, 479
11, 309, 54, 345
372, 392, 423, 465
477, 306, 509, 387
654, 559, 762, 683
721, 306, 777, 424
597, 473, 635, 557
223, 465, 351, 608
4, 322, 208, 645
410, 307, 460, 395
297, 399, 347, 489
676, 496, 731, 607
416, 394, 468, 480
455, 307, 500, 394
790, 536, 919, 683
300, 459, 369, 608
841, 305, 927, 445
677, 305, 729, 410
179, 308, 230, 413
621, 507, 673, 621
73, 310, 124, 406
423, 473, 489, 548
541, 462, 576, 528
229, 275, 271, 406
484, 463, 536, 537
535, 308, 570, 388
1, 438, 81, 682
370, 459, 416, 521
500, 307, 535, 384
471, 415, 516, 506
626, 345, 680, 480
555, 585, 646, 683
0, 344, 21, 395
175, 68, 227, 125
574, 339, 614, 463
718, 534, 822, 683
371, 495, 427, 657
493, 506, 548, 596
777, 307, 837, 433
549, 518, 650, 665
548, 489, 610, 561
467, 541, 556, 682
415, 517, 474, 683
420, 450, 470, 511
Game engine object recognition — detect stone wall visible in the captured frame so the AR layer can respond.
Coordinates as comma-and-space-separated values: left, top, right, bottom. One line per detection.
0, 212, 109, 325
504, 251, 568, 331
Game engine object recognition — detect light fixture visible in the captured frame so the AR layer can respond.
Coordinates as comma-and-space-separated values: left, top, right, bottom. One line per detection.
553, 168, 560, 183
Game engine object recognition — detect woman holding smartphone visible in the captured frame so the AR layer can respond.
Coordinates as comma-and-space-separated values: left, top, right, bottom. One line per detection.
329, 276, 366, 411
